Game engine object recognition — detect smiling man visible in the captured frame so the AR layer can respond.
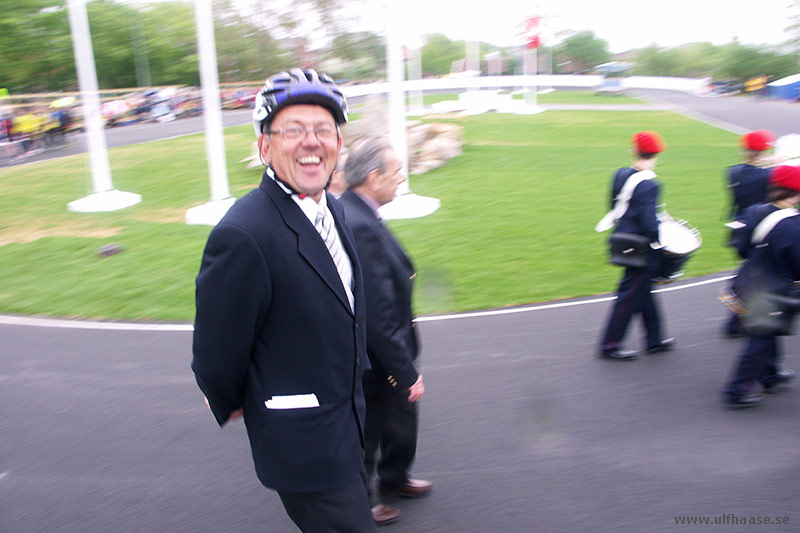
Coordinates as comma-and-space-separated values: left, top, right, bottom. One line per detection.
192, 69, 376, 532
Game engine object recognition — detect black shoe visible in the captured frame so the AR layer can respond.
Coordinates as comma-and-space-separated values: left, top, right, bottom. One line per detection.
599, 349, 638, 361
647, 338, 675, 354
723, 393, 764, 409
763, 368, 796, 394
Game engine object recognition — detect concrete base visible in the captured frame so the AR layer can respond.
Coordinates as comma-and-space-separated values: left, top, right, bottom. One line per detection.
379, 192, 440, 220
185, 197, 236, 226
67, 189, 142, 213
423, 90, 545, 116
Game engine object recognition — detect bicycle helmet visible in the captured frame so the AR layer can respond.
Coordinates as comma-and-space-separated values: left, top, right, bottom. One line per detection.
252, 68, 348, 136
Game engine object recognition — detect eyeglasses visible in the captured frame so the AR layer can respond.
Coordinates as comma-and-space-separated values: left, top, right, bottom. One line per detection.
268, 126, 338, 142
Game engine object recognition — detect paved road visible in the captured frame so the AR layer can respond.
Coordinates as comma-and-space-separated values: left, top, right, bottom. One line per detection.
3, 91, 800, 532
3, 276, 799, 532
1, 110, 253, 168
634, 89, 800, 136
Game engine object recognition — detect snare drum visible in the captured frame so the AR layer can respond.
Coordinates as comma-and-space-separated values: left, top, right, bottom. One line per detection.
653, 214, 702, 284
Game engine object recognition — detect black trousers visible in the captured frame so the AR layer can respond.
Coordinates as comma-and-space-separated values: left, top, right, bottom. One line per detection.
278, 467, 375, 533
364, 391, 419, 503
723, 333, 780, 399
601, 265, 663, 351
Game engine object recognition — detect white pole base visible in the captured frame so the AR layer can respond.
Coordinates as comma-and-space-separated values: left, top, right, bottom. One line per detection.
379, 193, 441, 220
67, 189, 142, 213
185, 197, 235, 226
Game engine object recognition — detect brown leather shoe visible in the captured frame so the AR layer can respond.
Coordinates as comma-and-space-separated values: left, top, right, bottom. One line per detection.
378, 479, 433, 498
372, 504, 400, 526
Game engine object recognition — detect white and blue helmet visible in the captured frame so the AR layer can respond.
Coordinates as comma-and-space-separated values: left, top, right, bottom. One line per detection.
252, 68, 348, 137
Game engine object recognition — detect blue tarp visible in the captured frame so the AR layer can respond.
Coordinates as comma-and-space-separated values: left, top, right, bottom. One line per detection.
768, 74, 800, 100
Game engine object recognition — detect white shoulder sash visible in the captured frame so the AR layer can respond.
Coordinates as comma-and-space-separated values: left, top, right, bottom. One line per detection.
595, 169, 656, 232
751, 207, 800, 244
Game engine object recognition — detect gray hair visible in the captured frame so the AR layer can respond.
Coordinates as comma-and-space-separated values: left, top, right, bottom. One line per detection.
344, 137, 392, 187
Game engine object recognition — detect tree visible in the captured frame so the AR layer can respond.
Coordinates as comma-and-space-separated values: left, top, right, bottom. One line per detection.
323, 31, 385, 81
0, 1, 74, 92
420, 33, 464, 77
632, 45, 682, 77
555, 31, 610, 73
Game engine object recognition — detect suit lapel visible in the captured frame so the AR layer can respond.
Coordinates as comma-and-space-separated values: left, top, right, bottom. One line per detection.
262, 178, 354, 315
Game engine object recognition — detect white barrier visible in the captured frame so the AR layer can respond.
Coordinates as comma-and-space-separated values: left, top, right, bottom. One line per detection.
342, 75, 707, 98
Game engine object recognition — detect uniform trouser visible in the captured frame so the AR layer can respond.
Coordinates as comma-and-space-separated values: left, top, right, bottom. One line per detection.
723, 333, 780, 398
364, 391, 419, 504
601, 265, 663, 352
278, 466, 376, 533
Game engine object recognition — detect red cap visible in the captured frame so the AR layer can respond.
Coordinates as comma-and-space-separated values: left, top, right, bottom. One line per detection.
770, 165, 800, 191
740, 130, 775, 152
632, 131, 666, 154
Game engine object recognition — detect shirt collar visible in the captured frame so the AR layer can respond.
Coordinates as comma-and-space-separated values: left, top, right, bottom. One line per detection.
267, 166, 327, 225
353, 189, 382, 220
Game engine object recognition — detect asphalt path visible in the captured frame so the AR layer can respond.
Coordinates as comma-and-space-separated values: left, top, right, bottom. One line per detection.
1, 109, 254, 168
3, 91, 800, 532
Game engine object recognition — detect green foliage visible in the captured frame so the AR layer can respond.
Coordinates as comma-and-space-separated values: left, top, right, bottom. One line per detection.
714, 41, 798, 81
420, 33, 466, 76
0, 2, 74, 92
633, 41, 800, 82
324, 32, 386, 81
0, 106, 741, 320
555, 31, 611, 73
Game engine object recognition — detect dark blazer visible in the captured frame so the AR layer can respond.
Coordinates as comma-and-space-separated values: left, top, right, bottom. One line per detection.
339, 189, 419, 396
192, 173, 369, 493
610, 166, 660, 242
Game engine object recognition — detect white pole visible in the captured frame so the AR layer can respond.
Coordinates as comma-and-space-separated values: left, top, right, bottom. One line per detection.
185, 0, 235, 225
408, 47, 423, 114
379, 0, 440, 220
194, 0, 229, 202
67, 0, 141, 213
386, 0, 408, 181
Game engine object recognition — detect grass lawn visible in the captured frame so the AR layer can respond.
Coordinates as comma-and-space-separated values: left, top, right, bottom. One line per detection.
0, 107, 740, 321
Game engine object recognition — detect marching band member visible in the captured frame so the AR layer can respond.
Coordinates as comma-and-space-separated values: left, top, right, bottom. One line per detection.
721, 165, 800, 408
726, 130, 774, 222
722, 130, 775, 337
597, 131, 675, 361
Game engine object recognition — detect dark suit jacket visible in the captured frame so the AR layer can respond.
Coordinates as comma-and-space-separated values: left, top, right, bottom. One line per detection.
192, 173, 369, 493
340, 189, 419, 396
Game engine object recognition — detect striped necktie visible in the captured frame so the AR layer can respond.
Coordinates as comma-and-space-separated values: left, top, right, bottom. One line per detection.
315, 205, 354, 311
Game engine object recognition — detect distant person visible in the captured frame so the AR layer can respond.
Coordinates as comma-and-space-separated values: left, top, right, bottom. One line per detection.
721, 165, 800, 408
192, 68, 376, 532
340, 137, 432, 526
722, 129, 774, 337
328, 146, 349, 198
597, 131, 674, 360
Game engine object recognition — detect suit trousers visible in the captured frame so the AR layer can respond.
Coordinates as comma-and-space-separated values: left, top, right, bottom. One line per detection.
278, 466, 375, 533
364, 391, 419, 503
601, 265, 663, 351
723, 333, 780, 399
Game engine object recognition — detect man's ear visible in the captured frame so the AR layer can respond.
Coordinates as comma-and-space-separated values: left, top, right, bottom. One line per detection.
258, 135, 271, 164
365, 168, 381, 189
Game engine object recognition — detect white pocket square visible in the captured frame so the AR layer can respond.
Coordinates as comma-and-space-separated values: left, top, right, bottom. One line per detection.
265, 393, 319, 409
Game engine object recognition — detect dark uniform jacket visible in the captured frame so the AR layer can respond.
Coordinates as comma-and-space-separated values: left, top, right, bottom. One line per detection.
733, 203, 800, 300
192, 173, 369, 493
727, 163, 770, 220
339, 189, 419, 396
611, 166, 661, 243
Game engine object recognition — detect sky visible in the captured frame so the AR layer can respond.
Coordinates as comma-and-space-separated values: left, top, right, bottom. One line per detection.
360, 0, 795, 52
